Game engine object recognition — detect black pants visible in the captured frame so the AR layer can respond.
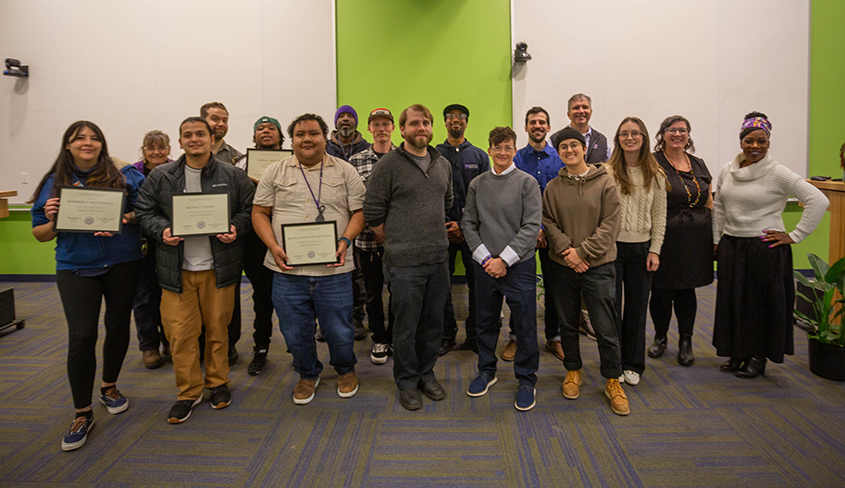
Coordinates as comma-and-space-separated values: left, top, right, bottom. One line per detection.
444, 240, 476, 341
57, 260, 140, 409
649, 287, 696, 337
133, 243, 167, 352
354, 246, 394, 344
242, 231, 275, 349
614, 241, 653, 374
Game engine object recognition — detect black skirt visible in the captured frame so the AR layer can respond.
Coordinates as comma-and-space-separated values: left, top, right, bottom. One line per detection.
712, 235, 795, 362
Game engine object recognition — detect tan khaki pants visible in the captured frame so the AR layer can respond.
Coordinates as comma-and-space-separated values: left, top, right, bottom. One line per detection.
161, 270, 235, 400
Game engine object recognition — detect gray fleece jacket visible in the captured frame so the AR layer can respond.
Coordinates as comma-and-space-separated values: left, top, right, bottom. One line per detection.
363, 143, 454, 268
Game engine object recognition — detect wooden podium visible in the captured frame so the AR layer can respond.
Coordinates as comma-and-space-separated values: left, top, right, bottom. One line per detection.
809, 181, 845, 265
0, 190, 15, 219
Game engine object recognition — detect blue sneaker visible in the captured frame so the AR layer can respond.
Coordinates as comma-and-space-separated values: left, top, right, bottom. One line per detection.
99, 387, 129, 414
467, 372, 497, 397
61, 416, 94, 451
515, 385, 536, 411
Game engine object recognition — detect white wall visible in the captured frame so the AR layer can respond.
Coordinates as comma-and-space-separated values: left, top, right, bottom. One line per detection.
512, 0, 810, 179
0, 0, 336, 203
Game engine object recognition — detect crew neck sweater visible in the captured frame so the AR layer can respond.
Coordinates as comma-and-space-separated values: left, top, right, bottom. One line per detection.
712, 153, 828, 244
606, 164, 667, 254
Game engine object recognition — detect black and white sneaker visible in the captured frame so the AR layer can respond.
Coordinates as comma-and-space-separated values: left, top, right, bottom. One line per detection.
371, 343, 390, 364
248, 348, 268, 376
168, 397, 202, 424
209, 385, 232, 410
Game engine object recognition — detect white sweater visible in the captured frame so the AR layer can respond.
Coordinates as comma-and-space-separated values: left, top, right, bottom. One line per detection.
713, 153, 828, 244
606, 164, 667, 254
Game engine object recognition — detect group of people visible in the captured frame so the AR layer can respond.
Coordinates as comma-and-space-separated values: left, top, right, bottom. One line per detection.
29, 94, 828, 452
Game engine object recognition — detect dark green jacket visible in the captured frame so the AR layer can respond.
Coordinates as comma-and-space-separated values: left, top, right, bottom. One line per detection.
135, 154, 255, 293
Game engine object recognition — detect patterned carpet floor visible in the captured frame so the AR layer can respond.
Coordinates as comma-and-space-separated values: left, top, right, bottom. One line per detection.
0, 281, 843, 487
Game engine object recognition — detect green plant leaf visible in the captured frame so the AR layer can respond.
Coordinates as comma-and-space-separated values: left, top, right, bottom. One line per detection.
795, 290, 816, 305
809, 253, 830, 281
824, 256, 845, 283
794, 270, 814, 288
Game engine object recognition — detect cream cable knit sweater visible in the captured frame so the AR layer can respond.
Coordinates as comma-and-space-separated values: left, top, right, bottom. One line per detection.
606, 165, 667, 255
713, 153, 828, 244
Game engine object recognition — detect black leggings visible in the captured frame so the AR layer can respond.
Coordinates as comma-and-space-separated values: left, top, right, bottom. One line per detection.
649, 287, 697, 337
57, 260, 140, 409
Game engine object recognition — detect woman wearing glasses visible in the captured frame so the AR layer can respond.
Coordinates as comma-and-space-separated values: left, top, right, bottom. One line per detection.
648, 116, 713, 366
131, 131, 172, 369
712, 112, 827, 377
605, 117, 667, 385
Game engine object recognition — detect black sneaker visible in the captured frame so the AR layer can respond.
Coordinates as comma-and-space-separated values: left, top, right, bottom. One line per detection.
438, 338, 456, 357
209, 385, 232, 410
248, 348, 268, 376
228, 345, 239, 366
168, 397, 202, 424
371, 343, 390, 364
457, 338, 478, 353
61, 415, 94, 451
354, 323, 368, 341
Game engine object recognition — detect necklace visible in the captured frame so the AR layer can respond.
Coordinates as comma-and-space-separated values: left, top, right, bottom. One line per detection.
298, 161, 326, 222
664, 152, 700, 208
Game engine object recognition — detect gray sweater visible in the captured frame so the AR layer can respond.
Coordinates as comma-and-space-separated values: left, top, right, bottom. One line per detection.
462, 166, 542, 265
363, 144, 454, 268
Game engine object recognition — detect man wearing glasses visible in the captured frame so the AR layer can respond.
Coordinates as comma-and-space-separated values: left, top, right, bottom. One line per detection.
435, 104, 490, 356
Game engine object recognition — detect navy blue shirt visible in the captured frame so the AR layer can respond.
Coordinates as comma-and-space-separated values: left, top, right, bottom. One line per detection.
435, 139, 490, 223
513, 142, 564, 193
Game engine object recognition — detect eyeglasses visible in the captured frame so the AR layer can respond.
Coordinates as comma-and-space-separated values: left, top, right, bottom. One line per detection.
490, 145, 515, 153
446, 113, 467, 120
558, 141, 583, 152
144, 146, 169, 151
618, 131, 643, 140
664, 128, 688, 135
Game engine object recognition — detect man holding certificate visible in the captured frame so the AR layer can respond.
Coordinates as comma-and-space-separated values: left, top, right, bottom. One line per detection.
252, 113, 366, 406
135, 116, 254, 424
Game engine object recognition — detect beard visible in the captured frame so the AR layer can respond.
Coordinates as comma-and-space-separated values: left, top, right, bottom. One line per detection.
529, 130, 546, 144
448, 128, 464, 139
338, 126, 355, 139
407, 133, 432, 150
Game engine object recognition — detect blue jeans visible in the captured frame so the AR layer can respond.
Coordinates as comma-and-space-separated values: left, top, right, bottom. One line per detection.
474, 258, 539, 386
386, 262, 450, 390
272, 272, 356, 379
547, 260, 621, 379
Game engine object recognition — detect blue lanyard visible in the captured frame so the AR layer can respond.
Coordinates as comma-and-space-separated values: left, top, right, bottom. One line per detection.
298, 160, 325, 222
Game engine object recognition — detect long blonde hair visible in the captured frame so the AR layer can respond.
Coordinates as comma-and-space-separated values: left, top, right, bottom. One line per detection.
607, 117, 668, 195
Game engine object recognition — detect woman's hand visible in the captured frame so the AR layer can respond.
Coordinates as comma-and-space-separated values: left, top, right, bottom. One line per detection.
761, 230, 794, 248
646, 252, 660, 272
44, 197, 60, 221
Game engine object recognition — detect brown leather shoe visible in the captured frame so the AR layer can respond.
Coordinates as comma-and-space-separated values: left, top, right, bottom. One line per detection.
337, 372, 359, 398
562, 370, 582, 399
142, 349, 163, 369
605, 378, 630, 416
501, 340, 517, 362
293, 378, 320, 405
545, 340, 565, 361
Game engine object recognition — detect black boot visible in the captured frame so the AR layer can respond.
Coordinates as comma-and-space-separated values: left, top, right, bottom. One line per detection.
719, 357, 745, 372
647, 336, 667, 358
677, 334, 694, 366
735, 356, 767, 378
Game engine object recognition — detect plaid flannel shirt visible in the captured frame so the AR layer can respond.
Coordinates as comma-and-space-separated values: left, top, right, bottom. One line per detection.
349, 144, 394, 251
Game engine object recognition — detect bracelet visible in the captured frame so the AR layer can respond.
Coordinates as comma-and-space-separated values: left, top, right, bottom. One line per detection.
338, 236, 352, 248
481, 255, 492, 266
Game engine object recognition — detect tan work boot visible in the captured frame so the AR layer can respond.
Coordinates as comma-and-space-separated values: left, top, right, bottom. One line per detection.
605, 378, 630, 416
293, 378, 320, 405
545, 340, 565, 361
562, 370, 582, 399
337, 372, 359, 398
142, 349, 163, 369
501, 340, 518, 362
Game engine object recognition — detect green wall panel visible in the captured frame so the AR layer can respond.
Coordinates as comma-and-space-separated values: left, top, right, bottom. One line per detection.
0, 209, 57, 275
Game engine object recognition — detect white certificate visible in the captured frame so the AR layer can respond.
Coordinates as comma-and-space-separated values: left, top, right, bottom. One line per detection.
54, 187, 126, 233
246, 149, 292, 181
171, 193, 230, 237
281, 221, 338, 266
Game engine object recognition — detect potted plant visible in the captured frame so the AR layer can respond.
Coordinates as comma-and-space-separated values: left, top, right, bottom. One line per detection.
794, 253, 845, 381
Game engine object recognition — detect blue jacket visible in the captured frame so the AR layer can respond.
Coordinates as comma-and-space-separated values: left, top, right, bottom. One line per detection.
31, 165, 145, 271
514, 142, 564, 193
435, 139, 490, 223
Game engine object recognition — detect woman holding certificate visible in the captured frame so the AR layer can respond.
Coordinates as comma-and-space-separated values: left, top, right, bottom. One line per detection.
29, 121, 145, 452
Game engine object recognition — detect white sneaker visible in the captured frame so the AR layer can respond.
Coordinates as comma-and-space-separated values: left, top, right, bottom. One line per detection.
622, 370, 640, 386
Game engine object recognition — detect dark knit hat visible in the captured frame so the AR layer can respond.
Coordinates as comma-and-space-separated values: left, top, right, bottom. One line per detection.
551, 127, 586, 151
443, 104, 469, 120
335, 105, 358, 127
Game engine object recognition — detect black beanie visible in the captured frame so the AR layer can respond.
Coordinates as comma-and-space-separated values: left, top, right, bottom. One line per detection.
551, 127, 586, 151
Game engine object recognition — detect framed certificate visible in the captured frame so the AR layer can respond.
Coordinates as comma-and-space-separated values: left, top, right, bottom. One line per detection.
281, 221, 339, 266
54, 186, 126, 233
171, 193, 230, 237
246, 149, 292, 181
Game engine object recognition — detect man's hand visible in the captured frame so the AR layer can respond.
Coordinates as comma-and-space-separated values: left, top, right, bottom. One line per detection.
216, 224, 237, 244
562, 248, 585, 269
329, 239, 348, 267
573, 261, 589, 273
372, 223, 386, 243
446, 221, 464, 243
163, 228, 184, 246
270, 245, 293, 270
484, 257, 508, 278
536, 228, 547, 248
